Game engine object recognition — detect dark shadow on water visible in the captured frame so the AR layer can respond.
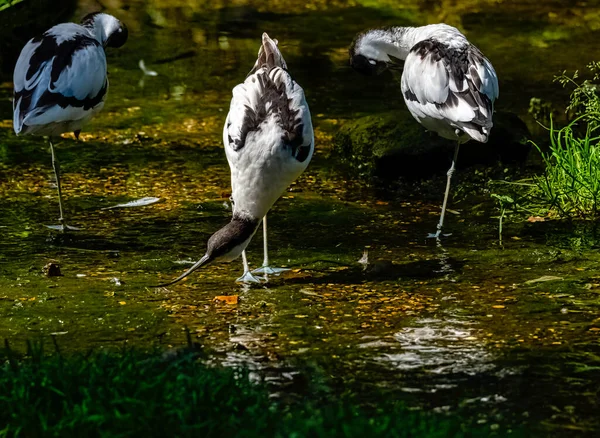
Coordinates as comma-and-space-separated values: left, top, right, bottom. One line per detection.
521, 220, 600, 251
271, 257, 465, 286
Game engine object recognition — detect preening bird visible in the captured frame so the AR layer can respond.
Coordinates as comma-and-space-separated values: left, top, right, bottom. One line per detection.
349, 24, 499, 238
159, 33, 314, 287
13, 12, 128, 231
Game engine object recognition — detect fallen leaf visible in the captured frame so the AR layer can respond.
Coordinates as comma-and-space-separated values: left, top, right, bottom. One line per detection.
527, 216, 545, 223
102, 196, 160, 210
525, 275, 564, 284
214, 295, 238, 305
492, 305, 506, 309
119, 301, 127, 305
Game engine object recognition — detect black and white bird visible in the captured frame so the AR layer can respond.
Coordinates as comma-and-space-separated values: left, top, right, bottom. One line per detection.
159, 33, 314, 286
13, 12, 128, 231
349, 24, 499, 238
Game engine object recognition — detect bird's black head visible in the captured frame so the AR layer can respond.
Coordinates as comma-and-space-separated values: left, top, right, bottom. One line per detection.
205, 215, 260, 262
81, 12, 128, 48
106, 22, 128, 48
350, 53, 389, 76
154, 215, 259, 288
349, 34, 390, 76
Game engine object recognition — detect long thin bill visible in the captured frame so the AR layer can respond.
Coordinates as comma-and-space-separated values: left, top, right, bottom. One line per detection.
155, 254, 212, 287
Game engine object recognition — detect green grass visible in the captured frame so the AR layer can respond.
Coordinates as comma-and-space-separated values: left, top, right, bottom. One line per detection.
534, 115, 600, 218
0, 0, 24, 12
491, 62, 600, 225
533, 62, 600, 218
0, 339, 516, 438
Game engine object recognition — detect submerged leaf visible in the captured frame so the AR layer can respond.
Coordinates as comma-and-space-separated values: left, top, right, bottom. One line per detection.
139, 59, 158, 76
525, 275, 564, 284
102, 197, 161, 210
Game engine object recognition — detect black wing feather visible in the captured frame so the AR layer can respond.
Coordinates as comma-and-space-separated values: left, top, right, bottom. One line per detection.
410, 38, 493, 128
233, 71, 305, 161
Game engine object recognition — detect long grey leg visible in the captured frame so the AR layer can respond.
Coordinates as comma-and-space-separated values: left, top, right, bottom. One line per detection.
49, 139, 65, 226
252, 214, 289, 275
235, 250, 262, 283
428, 141, 460, 239
261, 215, 269, 268
46, 139, 81, 231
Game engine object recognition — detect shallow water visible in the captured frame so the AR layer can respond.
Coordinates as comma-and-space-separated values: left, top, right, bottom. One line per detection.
1, 0, 600, 435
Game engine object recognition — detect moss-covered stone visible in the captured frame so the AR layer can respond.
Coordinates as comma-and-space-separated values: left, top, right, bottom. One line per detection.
333, 110, 530, 181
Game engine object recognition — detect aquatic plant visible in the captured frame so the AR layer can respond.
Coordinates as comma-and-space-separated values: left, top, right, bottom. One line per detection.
492, 62, 600, 224
532, 63, 600, 218
533, 115, 600, 218
555, 62, 600, 124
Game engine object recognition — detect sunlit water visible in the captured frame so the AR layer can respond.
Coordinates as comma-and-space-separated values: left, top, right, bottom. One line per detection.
1, 0, 600, 435
384, 317, 494, 376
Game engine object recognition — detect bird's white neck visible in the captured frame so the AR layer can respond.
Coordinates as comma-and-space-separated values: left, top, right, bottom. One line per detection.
357, 24, 464, 62
380, 27, 418, 61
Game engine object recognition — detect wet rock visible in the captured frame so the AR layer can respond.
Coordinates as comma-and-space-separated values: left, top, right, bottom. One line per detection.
42, 262, 62, 277
333, 110, 530, 181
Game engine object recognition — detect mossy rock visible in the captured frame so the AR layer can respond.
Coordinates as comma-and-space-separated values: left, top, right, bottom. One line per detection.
333, 110, 530, 181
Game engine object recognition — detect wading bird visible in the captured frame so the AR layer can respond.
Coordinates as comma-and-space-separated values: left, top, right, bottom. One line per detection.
159, 33, 314, 286
349, 24, 499, 238
13, 12, 128, 231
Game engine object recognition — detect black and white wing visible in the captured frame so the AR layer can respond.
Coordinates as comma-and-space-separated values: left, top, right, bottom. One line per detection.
13, 23, 108, 134
224, 33, 312, 163
225, 69, 312, 160
401, 38, 499, 143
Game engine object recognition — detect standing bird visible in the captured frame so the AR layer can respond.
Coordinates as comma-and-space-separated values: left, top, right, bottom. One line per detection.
13, 12, 128, 231
349, 24, 499, 238
158, 33, 313, 287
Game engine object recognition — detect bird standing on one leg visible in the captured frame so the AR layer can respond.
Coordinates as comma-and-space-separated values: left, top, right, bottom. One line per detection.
158, 33, 314, 287
13, 12, 128, 231
349, 24, 499, 238
251, 215, 288, 276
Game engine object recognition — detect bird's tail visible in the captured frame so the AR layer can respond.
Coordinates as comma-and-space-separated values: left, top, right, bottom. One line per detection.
248, 32, 287, 76
462, 123, 492, 143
